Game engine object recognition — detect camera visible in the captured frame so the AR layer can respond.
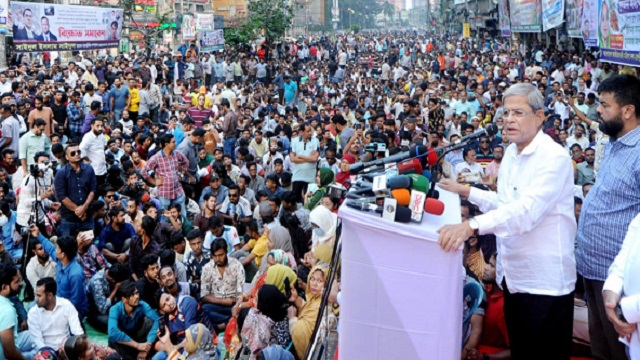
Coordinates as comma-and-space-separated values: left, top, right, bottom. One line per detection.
135, 180, 144, 188
29, 162, 51, 177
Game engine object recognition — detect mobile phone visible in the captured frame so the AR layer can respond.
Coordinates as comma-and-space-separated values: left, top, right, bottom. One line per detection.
462, 173, 481, 183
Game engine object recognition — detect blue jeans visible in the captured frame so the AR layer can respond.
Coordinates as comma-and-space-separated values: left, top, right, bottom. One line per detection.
113, 108, 123, 128
223, 137, 237, 164
158, 192, 186, 218
202, 303, 233, 324
17, 331, 35, 359
58, 217, 94, 237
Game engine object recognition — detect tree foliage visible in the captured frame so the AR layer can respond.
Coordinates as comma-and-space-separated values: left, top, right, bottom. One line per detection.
339, 0, 382, 29
224, 17, 258, 46
247, 0, 301, 42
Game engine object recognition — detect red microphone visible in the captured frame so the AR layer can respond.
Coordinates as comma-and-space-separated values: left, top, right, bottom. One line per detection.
426, 148, 439, 167
424, 197, 445, 216
398, 158, 423, 175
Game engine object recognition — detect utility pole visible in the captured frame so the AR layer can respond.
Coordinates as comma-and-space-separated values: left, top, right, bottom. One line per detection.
426, 0, 430, 30
0, 34, 6, 68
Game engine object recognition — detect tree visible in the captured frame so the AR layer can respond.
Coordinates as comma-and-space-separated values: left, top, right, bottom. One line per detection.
247, 0, 301, 42
380, 1, 395, 28
224, 18, 258, 46
339, 0, 382, 29
119, 0, 171, 56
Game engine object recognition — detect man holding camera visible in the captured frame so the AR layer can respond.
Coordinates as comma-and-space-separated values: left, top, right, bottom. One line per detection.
16, 152, 57, 239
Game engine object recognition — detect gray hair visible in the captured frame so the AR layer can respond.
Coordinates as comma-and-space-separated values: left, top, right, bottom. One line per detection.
503, 83, 545, 112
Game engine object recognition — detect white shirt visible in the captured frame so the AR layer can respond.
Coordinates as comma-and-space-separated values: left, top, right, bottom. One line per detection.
219, 197, 252, 219
79, 131, 108, 176
82, 93, 103, 109
453, 161, 483, 179
0, 80, 12, 94
28, 297, 84, 350
25, 256, 57, 290
468, 131, 576, 296
566, 135, 590, 152
603, 213, 640, 359
203, 225, 240, 253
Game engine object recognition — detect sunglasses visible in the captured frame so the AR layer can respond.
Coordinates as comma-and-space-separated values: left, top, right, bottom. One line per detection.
69, 150, 82, 156
480, 140, 490, 143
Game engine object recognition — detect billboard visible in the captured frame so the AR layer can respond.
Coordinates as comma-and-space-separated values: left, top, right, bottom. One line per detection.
581, 0, 598, 46
181, 13, 196, 40
599, 0, 640, 66
10, 1, 123, 52
0, 0, 7, 34
509, 0, 542, 32
498, 0, 512, 37
195, 13, 214, 30
541, 0, 564, 31
199, 29, 224, 52
565, 0, 583, 38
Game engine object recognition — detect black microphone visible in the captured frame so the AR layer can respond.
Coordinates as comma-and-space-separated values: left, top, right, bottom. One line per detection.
345, 198, 412, 223
350, 145, 429, 174
450, 124, 499, 146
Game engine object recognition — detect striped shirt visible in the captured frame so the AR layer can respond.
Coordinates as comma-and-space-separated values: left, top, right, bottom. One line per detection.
186, 106, 213, 127
576, 125, 640, 281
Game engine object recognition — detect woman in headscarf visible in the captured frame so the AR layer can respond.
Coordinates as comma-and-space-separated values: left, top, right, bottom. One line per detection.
238, 285, 290, 360
33, 335, 117, 360
160, 323, 216, 360
309, 205, 338, 250
304, 168, 335, 210
335, 153, 355, 186
266, 225, 297, 270
258, 345, 295, 360
289, 264, 329, 359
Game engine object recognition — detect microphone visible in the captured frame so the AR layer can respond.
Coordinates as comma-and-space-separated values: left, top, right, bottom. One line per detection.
450, 124, 499, 146
424, 197, 445, 215
345, 198, 412, 223
350, 145, 428, 174
391, 189, 411, 206
406, 174, 429, 193
398, 158, 423, 175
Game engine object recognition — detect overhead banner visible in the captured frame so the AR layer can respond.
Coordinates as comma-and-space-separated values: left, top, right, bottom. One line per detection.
541, 0, 564, 31
10, 2, 123, 53
0, 0, 7, 34
181, 13, 196, 40
463, 23, 470, 37
498, 0, 512, 37
199, 29, 224, 52
509, 0, 542, 32
195, 13, 214, 30
581, 0, 598, 46
599, 0, 640, 66
565, 0, 583, 37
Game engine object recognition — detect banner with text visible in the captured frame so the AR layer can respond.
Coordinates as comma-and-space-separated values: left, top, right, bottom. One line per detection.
509, 0, 541, 32
195, 13, 214, 30
10, 2, 123, 52
581, 0, 598, 46
599, 0, 640, 66
498, 0, 512, 37
0, 0, 7, 34
541, 0, 564, 31
565, 0, 583, 37
199, 29, 224, 52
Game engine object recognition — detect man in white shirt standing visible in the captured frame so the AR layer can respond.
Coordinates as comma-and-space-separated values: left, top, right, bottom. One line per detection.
79, 117, 107, 187
28, 277, 84, 350
438, 83, 576, 359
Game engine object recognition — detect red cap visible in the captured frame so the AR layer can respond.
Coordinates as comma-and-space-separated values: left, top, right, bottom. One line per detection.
141, 193, 151, 203
424, 197, 445, 216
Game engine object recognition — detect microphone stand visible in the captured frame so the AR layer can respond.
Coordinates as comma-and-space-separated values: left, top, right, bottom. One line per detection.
428, 142, 468, 198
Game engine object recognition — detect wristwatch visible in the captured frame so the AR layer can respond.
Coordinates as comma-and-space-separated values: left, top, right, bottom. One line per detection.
468, 217, 480, 236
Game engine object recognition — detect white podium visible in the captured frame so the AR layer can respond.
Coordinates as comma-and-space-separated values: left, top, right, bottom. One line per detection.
338, 187, 463, 360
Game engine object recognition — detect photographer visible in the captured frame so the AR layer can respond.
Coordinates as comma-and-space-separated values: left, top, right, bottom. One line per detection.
16, 151, 57, 238
120, 172, 148, 201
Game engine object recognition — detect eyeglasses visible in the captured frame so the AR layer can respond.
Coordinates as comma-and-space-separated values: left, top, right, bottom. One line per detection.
69, 150, 81, 156
502, 109, 535, 119
480, 140, 490, 143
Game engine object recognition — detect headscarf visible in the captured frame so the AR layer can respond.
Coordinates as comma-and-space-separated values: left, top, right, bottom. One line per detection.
268, 225, 293, 253
335, 154, 355, 185
265, 264, 297, 294
184, 323, 216, 360
261, 345, 295, 360
309, 205, 338, 249
318, 167, 335, 188
313, 241, 334, 265
257, 284, 289, 322
291, 264, 329, 359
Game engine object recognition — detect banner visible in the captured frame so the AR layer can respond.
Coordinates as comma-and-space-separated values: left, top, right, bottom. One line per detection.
10, 2, 123, 53
541, 0, 564, 31
199, 29, 224, 52
0, 0, 7, 34
599, 0, 640, 66
181, 13, 196, 40
581, 0, 598, 46
509, 0, 542, 32
463, 23, 470, 38
565, 0, 583, 37
195, 13, 214, 30
498, 0, 512, 37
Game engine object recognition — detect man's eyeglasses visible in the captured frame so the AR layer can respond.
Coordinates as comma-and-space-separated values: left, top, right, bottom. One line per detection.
502, 109, 535, 119
69, 150, 82, 156
480, 140, 490, 144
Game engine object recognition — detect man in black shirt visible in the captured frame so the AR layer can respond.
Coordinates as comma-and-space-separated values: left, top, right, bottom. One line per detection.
135, 254, 160, 309
50, 90, 67, 130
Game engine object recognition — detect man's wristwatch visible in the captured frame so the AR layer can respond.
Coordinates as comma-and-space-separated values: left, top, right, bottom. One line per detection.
468, 217, 480, 236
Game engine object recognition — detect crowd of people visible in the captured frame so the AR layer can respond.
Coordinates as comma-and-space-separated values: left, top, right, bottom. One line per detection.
0, 26, 639, 360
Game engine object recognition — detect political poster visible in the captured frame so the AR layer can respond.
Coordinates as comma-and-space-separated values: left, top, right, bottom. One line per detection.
581, 0, 598, 46
10, 2, 123, 52
195, 13, 214, 30
463, 23, 470, 38
509, 0, 542, 32
541, 0, 564, 31
181, 13, 196, 40
565, 0, 583, 37
498, 0, 512, 37
0, 0, 7, 34
599, 0, 640, 66
199, 29, 224, 52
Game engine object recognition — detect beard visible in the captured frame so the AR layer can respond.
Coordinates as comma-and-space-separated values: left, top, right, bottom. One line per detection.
215, 256, 229, 267
599, 114, 624, 138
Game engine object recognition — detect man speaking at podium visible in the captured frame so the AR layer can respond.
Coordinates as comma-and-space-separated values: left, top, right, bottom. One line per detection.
438, 83, 577, 359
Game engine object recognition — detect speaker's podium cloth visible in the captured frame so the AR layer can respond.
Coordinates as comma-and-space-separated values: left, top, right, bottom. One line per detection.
338, 187, 463, 360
